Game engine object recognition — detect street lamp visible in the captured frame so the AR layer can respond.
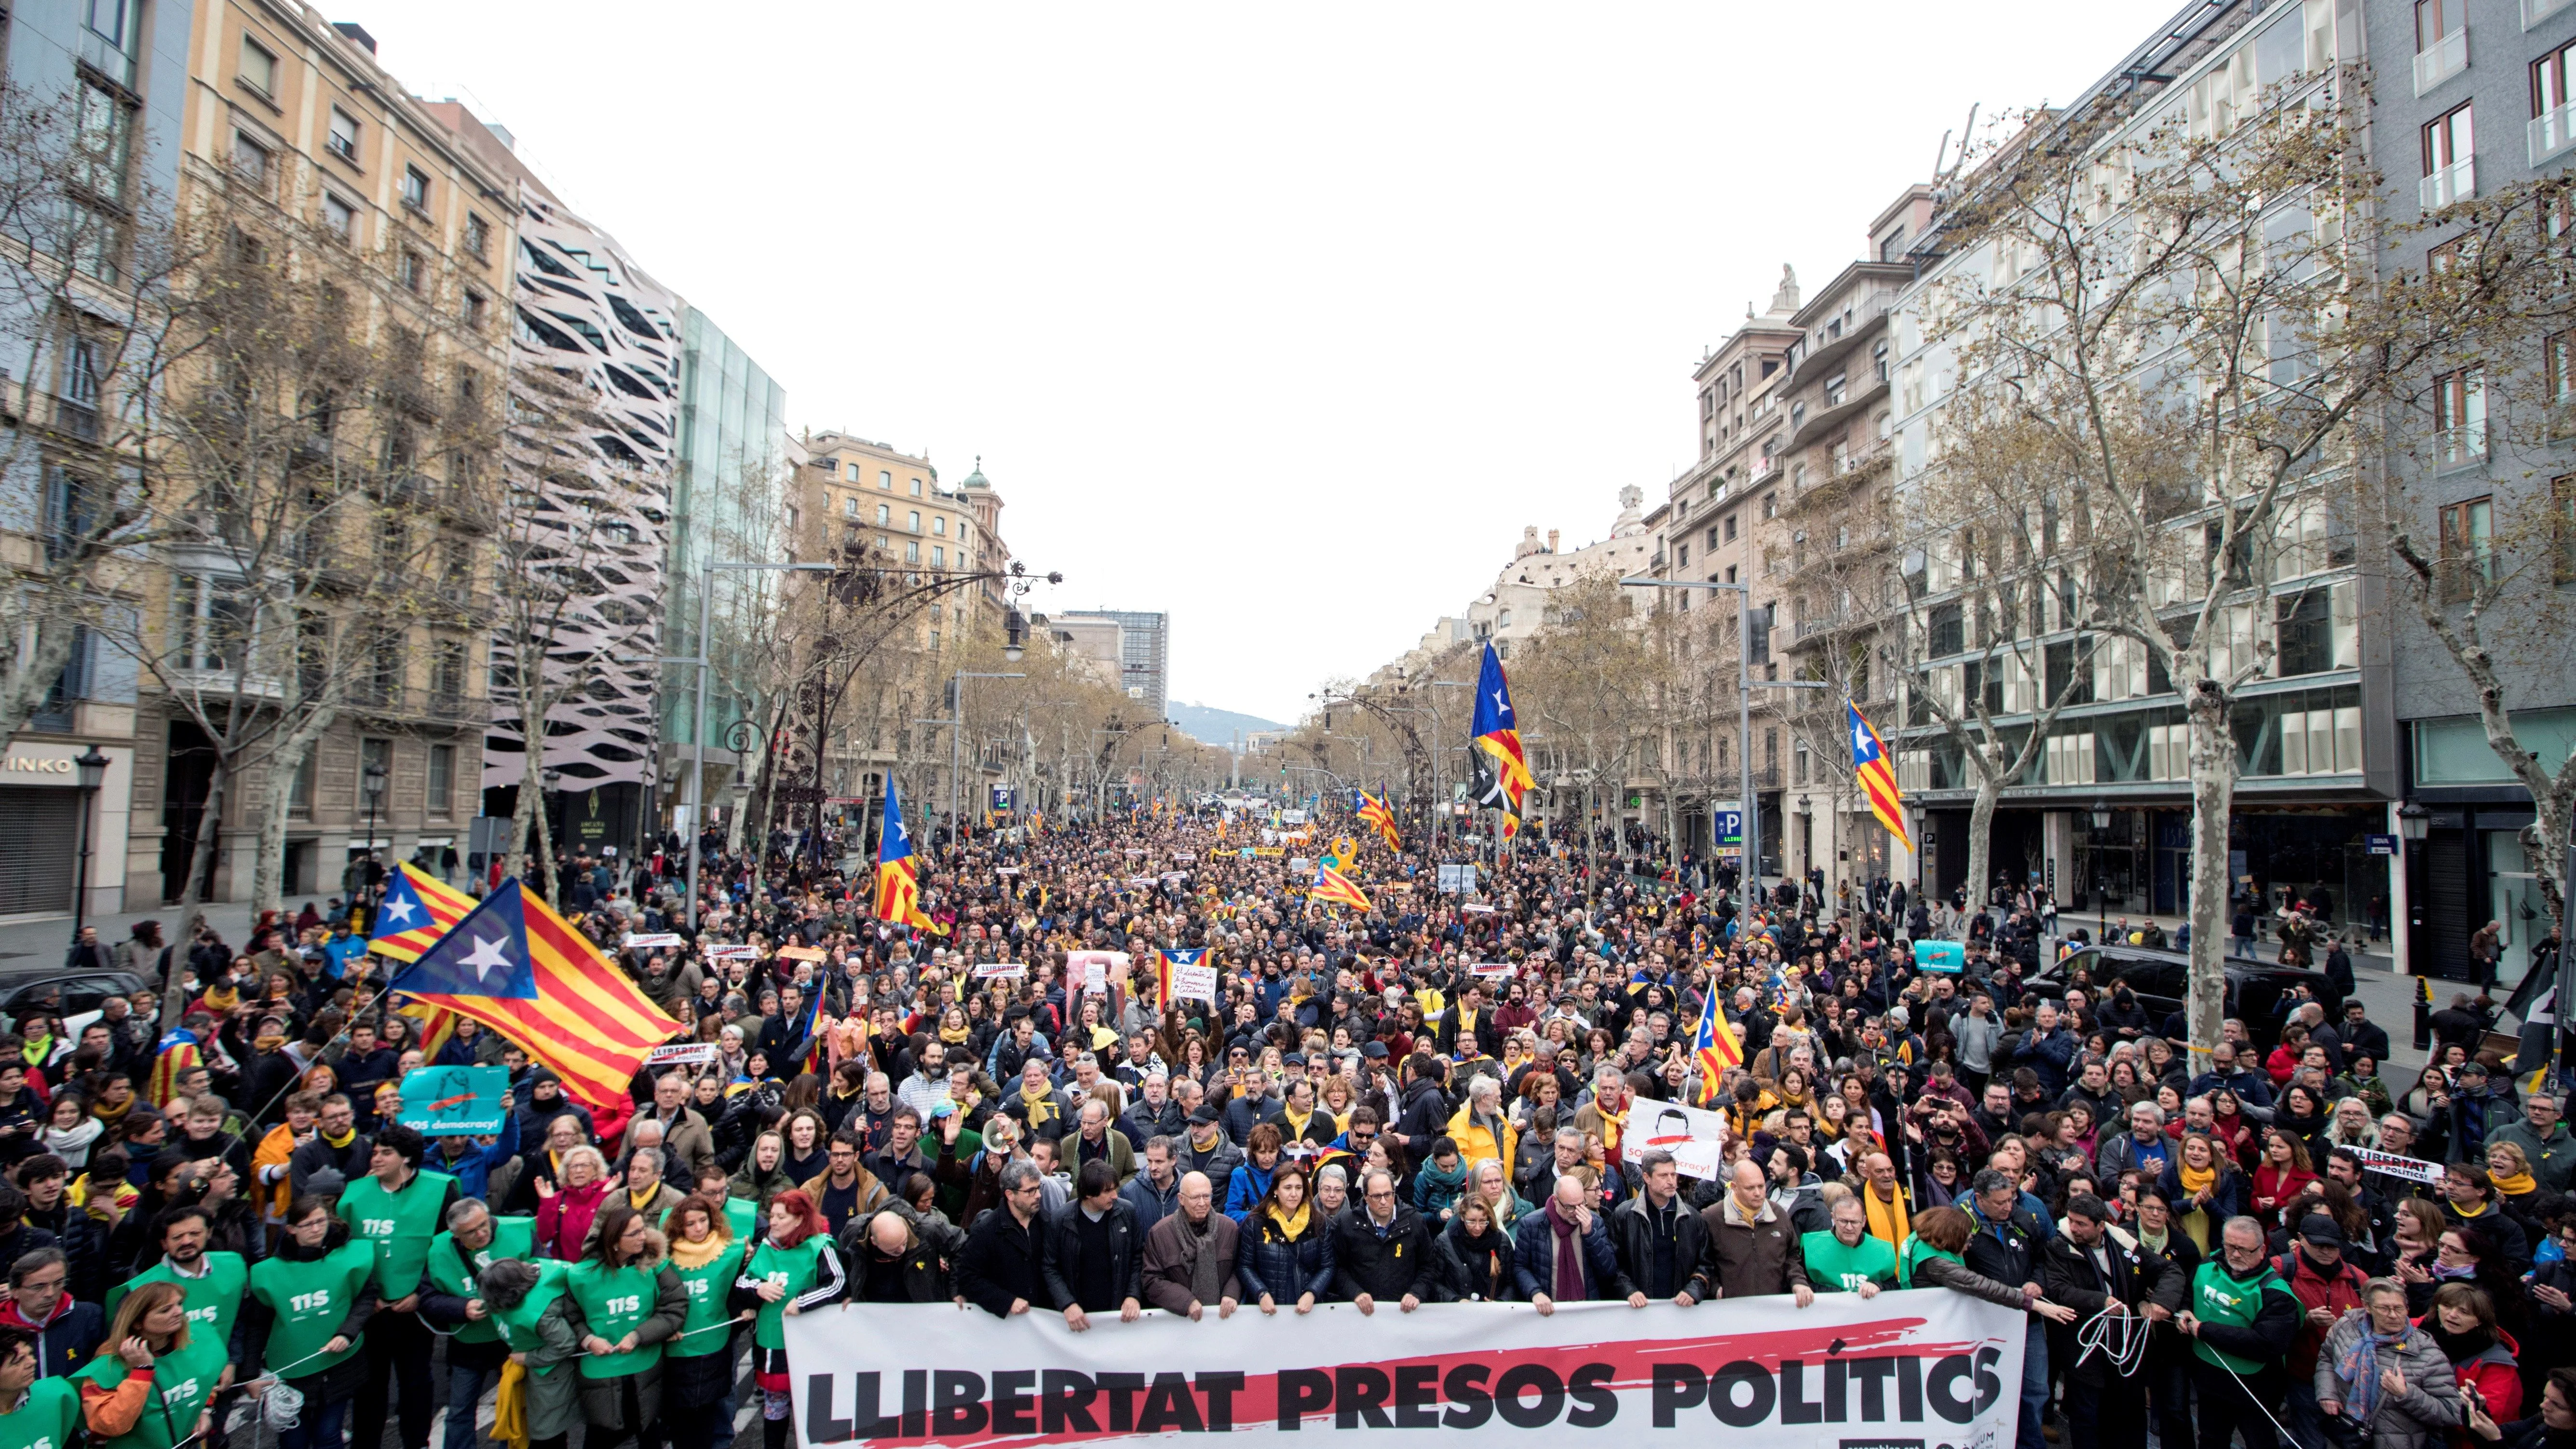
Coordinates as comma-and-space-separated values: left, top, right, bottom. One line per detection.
360, 757, 389, 909
2399, 800, 2433, 1048
1619, 575, 1825, 902
70, 747, 107, 938
2089, 798, 2112, 942
1003, 607, 1028, 664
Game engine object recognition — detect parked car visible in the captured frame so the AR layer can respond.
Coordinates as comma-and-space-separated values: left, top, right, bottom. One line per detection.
0, 970, 148, 1018
2020, 945, 2342, 1051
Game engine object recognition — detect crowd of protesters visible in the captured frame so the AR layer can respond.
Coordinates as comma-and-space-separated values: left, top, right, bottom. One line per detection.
0, 803, 2572, 1449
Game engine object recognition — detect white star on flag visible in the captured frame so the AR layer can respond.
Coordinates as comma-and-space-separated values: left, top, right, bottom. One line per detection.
458, 935, 515, 987
379, 896, 418, 926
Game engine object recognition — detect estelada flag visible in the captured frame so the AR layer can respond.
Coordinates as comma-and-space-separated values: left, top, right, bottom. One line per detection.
385, 880, 683, 1111
1691, 998, 1743, 1106
875, 775, 934, 930
1847, 701, 1912, 851
1310, 861, 1372, 912
369, 862, 476, 962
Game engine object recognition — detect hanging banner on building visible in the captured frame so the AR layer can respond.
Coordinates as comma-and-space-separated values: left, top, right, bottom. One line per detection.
783, 1292, 2023, 1449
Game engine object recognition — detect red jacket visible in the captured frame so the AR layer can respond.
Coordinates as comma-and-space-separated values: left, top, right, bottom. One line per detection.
2421, 1318, 2521, 1448
2251, 1165, 2319, 1229
535, 1177, 609, 1260
2273, 1246, 2369, 1379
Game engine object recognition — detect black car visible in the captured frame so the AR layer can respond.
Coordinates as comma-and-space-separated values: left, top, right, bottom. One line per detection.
0, 970, 148, 1019
2020, 944, 2342, 1051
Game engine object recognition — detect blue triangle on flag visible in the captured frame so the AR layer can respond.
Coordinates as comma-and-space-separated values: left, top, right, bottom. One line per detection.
369, 869, 432, 944
388, 884, 539, 1000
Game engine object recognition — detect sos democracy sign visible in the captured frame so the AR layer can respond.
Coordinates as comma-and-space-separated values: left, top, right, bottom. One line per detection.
783, 1290, 2022, 1449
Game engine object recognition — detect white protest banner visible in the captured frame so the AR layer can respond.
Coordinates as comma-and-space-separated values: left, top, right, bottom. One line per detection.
783, 1292, 2024, 1449
777, 945, 828, 963
704, 944, 758, 961
1468, 962, 1515, 980
1461, 903, 1496, 915
2349, 1146, 2444, 1185
1126, 876, 1157, 887
974, 964, 1030, 981
997, 867, 1022, 877
1175, 853, 1196, 863
1289, 858, 1312, 873
646, 1042, 721, 1067
623, 933, 684, 949
1630, 1099, 1732, 1180
1171, 962, 1220, 1003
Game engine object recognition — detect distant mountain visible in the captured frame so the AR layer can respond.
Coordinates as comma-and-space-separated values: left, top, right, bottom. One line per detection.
1170, 701, 1287, 749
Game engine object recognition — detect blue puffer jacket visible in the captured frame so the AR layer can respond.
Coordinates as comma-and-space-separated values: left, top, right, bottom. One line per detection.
1237, 1208, 1337, 1304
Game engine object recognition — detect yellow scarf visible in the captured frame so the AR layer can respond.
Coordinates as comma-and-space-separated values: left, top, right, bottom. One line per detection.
670, 1232, 731, 1269
2493, 1170, 2538, 1197
629, 1187, 661, 1212
2454, 1197, 2493, 1219
1864, 1182, 1911, 1250
939, 1025, 971, 1046
492, 1360, 531, 1449
1593, 1100, 1629, 1155
1283, 1107, 1313, 1141
1265, 1200, 1311, 1240
323, 1126, 358, 1150
1020, 1083, 1058, 1128
2178, 1160, 2216, 1197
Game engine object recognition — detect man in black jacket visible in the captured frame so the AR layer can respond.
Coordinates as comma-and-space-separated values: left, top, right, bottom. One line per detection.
1040, 1159, 1143, 1331
956, 1160, 1047, 1317
1331, 1167, 1430, 1313
2042, 1195, 2184, 1449
1965, 1169, 2054, 1449
1608, 1150, 1711, 1304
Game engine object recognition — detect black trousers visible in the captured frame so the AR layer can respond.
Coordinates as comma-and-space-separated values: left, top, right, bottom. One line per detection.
356, 1308, 435, 1449
584, 1375, 667, 1449
2063, 1373, 2147, 1449
2191, 1360, 2280, 1449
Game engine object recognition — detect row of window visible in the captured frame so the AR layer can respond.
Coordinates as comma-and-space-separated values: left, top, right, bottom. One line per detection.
837, 495, 958, 538
286, 738, 461, 821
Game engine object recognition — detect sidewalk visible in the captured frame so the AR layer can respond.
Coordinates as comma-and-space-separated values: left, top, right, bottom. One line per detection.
0, 899, 284, 969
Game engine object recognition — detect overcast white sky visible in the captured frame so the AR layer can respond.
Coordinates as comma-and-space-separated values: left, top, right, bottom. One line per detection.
359, 0, 2182, 726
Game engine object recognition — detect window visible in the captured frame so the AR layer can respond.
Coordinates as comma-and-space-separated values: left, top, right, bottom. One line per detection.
74, 82, 132, 207
2557, 475, 2576, 583
875, 503, 890, 526
876, 535, 888, 553
397, 248, 424, 294
427, 744, 454, 817
288, 750, 316, 820
1724, 513, 1738, 542
2440, 496, 2495, 601
327, 108, 360, 164
904, 540, 919, 564
910, 477, 923, 496
2433, 367, 2486, 466
931, 545, 945, 568
400, 165, 429, 213
933, 515, 946, 536
908, 510, 921, 533
879, 470, 892, 489
842, 496, 858, 517
2416, 0, 2468, 93
1762, 492, 1777, 519
169, 575, 251, 672
324, 193, 355, 242
230, 131, 270, 191
2424, 104, 2476, 206
239, 38, 277, 96
463, 212, 489, 259
2537, 42, 2576, 162
1676, 542, 1690, 568
1794, 740, 1810, 785
463, 291, 487, 331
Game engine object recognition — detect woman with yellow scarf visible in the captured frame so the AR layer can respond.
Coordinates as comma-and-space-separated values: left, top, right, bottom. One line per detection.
1238, 1166, 1333, 1315
2156, 1131, 2245, 1251
2486, 1142, 2550, 1236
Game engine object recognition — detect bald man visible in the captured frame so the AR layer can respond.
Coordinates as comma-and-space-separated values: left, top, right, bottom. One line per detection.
851, 1211, 945, 1302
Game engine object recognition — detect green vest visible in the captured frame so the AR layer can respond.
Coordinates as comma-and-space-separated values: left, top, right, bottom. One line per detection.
489, 1262, 571, 1378
1899, 1235, 1964, 1288
2190, 1259, 2293, 1374
246, 1241, 378, 1379
73, 1336, 227, 1449
1801, 1230, 1898, 1292
666, 1242, 746, 1360
0, 1378, 81, 1449
723, 1197, 758, 1245
747, 1237, 829, 1350
424, 1217, 538, 1346
104, 1254, 248, 1352
566, 1260, 661, 1379
338, 1169, 458, 1299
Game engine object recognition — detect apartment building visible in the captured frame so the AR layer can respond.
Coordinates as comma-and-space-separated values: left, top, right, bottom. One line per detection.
2374, 0, 2576, 986
0, 0, 194, 915
125, 7, 514, 903
1886, 0, 2381, 929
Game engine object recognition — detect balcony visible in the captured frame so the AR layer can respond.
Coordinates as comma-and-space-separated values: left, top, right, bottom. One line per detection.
350, 683, 491, 726
2413, 29, 2468, 95
48, 394, 99, 443
2530, 0, 2572, 29
2534, 102, 2576, 166
2421, 156, 2476, 210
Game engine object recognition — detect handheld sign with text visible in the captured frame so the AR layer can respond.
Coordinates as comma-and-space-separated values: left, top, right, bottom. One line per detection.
1911, 939, 1966, 974
974, 963, 1030, 981
776, 945, 828, 963
624, 933, 684, 949
397, 1065, 509, 1136
646, 1043, 722, 1067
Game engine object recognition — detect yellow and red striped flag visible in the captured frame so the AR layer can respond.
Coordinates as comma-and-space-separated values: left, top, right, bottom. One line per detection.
368, 862, 480, 1057
1309, 861, 1372, 912
384, 880, 682, 1111
1847, 701, 1912, 851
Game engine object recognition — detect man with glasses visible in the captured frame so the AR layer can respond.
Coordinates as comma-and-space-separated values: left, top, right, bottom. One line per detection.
2491, 1091, 2576, 1192
1332, 1167, 1430, 1315
0, 1249, 97, 1377
804, 1128, 889, 1238
2176, 1216, 2300, 1449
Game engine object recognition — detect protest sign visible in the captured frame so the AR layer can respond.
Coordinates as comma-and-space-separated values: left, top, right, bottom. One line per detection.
1170, 962, 1219, 1003
975, 963, 1030, 981
2349, 1146, 2443, 1185
777, 945, 828, 963
624, 933, 684, 949
646, 1043, 721, 1067
1911, 939, 1965, 974
783, 1292, 2023, 1449
1069, 950, 1130, 995
705, 944, 758, 960
1630, 1099, 1732, 1180
1467, 962, 1515, 980
396, 1065, 509, 1136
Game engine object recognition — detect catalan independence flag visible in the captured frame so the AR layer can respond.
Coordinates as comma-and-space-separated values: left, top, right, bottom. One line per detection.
875, 775, 933, 930
1690, 997, 1742, 1106
1153, 948, 1207, 1011
1310, 861, 1372, 912
1472, 642, 1533, 809
1356, 791, 1401, 853
368, 862, 476, 962
1847, 700, 1912, 851
386, 880, 683, 1111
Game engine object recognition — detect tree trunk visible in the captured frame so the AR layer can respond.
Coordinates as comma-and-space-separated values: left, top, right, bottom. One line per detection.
163, 757, 229, 1031
2185, 680, 2239, 1065
1966, 775, 1999, 940
247, 725, 323, 920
